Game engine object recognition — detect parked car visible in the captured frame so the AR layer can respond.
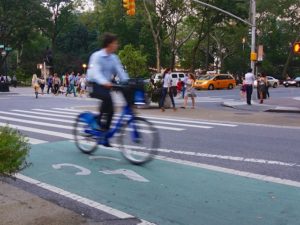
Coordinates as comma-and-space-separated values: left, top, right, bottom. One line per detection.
152, 72, 187, 86
169, 72, 187, 87
283, 77, 300, 87
194, 74, 236, 90
254, 76, 279, 88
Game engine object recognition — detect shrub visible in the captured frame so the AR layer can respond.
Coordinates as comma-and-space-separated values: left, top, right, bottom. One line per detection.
145, 80, 163, 103
0, 126, 31, 177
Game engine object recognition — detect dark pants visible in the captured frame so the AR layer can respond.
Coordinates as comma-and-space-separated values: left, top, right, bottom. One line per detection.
91, 84, 113, 130
54, 84, 59, 94
181, 86, 186, 98
66, 84, 76, 96
47, 84, 52, 94
159, 87, 175, 108
40, 84, 45, 93
266, 86, 270, 98
246, 85, 253, 105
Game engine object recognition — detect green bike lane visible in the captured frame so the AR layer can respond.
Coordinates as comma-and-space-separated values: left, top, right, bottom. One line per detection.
21, 141, 300, 225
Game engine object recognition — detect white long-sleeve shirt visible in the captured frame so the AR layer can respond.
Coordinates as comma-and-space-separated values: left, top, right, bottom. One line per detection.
244, 72, 255, 85
86, 49, 129, 85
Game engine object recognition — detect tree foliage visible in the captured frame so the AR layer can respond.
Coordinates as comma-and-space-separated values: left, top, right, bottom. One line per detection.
1, 0, 300, 79
119, 44, 148, 77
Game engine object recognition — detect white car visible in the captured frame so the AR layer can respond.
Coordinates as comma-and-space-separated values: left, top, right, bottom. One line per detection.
254, 76, 279, 88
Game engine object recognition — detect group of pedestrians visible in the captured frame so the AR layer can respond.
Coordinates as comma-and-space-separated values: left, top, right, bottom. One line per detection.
31, 72, 87, 99
159, 68, 197, 112
240, 68, 270, 105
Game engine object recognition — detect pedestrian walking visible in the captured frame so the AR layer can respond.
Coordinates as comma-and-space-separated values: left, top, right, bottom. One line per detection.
181, 73, 197, 109
244, 68, 255, 105
32, 74, 40, 99
240, 77, 246, 99
47, 75, 53, 94
39, 75, 45, 95
12, 75, 17, 88
176, 78, 183, 97
257, 73, 267, 104
66, 72, 77, 97
159, 68, 176, 112
181, 75, 188, 98
79, 74, 87, 97
53, 73, 61, 95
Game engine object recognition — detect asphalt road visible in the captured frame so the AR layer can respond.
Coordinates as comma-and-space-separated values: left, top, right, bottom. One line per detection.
1, 87, 300, 225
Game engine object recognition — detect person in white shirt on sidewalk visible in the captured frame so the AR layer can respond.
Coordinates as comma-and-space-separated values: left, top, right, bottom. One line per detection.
244, 68, 255, 105
159, 68, 176, 112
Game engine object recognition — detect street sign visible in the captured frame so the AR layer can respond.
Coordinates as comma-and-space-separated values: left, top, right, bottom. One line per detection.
250, 52, 257, 61
0, 45, 4, 49
5, 47, 12, 51
257, 45, 264, 61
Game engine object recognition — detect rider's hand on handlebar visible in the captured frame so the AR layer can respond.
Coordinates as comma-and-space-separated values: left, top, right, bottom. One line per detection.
103, 82, 113, 89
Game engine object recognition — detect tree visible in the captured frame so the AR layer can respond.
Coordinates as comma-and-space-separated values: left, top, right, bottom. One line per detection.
0, 0, 50, 71
119, 44, 148, 77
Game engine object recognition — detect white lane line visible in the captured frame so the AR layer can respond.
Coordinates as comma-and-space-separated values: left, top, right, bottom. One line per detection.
0, 111, 74, 123
103, 144, 300, 188
53, 108, 91, 113
54, 108, 237, 128
12, 110, 75, 118
0, 115, 73, 130
31, 109, 184, 131
112, 144, 300, 168
2, 111, 183, 132
32, 109, 78, 115
142, 116, 237, 127
148, 120, 212, 129
0, 122, 74, 139
14, 174, 137, 220
75, 142, 300, 188
49, 108, 212, 129
27, 137, 48, 145
157, 155, 300, 188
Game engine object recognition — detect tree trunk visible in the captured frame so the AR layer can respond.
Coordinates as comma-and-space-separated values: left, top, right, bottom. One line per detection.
155, 38, 161, 72
190, 38, 202, 72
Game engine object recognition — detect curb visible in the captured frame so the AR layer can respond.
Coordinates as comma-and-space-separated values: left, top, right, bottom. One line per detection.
222, 101, 300, 113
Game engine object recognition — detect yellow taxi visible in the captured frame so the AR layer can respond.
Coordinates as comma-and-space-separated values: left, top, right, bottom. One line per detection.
194, 74, 236, 90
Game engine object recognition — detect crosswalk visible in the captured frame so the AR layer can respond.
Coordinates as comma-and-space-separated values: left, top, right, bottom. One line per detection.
0, 108, 238, 145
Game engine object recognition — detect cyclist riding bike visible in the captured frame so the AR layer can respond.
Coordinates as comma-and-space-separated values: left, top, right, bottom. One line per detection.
86, 33, 131, 147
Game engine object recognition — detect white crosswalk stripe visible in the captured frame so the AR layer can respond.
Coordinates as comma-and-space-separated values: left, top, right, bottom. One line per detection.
0, 108, 238, 144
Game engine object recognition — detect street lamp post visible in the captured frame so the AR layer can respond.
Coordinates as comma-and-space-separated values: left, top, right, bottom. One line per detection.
250, 0, 256, 73
190, 0, 257, 72
0, 44, 12, 92
82, 63, 87, 74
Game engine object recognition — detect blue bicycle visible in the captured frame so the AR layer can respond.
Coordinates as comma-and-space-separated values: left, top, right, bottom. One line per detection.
73, 84, 159, 165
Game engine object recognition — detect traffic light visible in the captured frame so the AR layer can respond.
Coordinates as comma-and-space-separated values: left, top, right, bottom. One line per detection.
123, 0, 135, 16
293, 42, 300, 54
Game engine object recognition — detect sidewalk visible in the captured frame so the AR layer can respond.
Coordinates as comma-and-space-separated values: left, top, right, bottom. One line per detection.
222, 97, 300, 113
0, 180, 105, 225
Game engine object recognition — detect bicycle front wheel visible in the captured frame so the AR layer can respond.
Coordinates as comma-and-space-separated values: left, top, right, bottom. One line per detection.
73, 114, 98, 154
118, 117, 159, 165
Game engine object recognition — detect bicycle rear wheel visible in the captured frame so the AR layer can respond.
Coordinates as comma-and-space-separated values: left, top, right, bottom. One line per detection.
73, 114, 98, 154
118, 117, 159, 165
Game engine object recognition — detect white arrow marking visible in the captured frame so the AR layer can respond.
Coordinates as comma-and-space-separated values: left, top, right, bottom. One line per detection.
52, 163, 91, 175
99, 169, 149, 182
89, 156, 121, 161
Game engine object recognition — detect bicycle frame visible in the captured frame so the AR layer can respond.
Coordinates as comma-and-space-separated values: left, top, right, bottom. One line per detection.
105, 104, 135, 139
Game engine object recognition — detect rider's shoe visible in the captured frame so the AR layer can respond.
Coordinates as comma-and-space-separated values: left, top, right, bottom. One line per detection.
103, 141, 113, 148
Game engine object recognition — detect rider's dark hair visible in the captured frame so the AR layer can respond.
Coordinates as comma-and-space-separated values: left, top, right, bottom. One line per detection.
102, 33, 118, 48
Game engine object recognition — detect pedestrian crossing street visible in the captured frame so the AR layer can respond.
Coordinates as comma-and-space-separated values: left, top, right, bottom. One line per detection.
0, 108, 238, 145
